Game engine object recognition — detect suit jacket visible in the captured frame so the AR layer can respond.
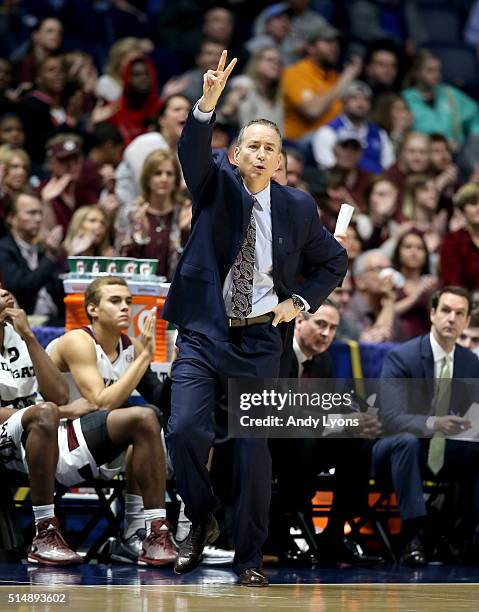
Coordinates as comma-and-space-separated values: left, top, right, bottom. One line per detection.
162, 112, 348, 341
0, 233, 65, 319
289, 348, 333, 379
380, 334, 479, 435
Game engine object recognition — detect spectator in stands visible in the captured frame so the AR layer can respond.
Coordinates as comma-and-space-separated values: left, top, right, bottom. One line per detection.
219, 47, 284, 132
284, 147, 308, 190
457, 313, 479, 352
347, 249, 402, 342
0, 58, 15, 116
0, 192, 64, 325
13, 17, 63, 88
281, 23, 362, 141
355, 176, 401, 252
162, 39, 223, 106
246, 3, 294, 64
19, 55, 79, 164
439, 183, 479, 292
0, 289, 175, 567
286, 0, 339, 60
363, 40, 400, 98
401, 174, 445, 256
312, 81, 395, 174
374, 286, 479, 566
402, 50, 479, 151
370, 93, 413, 154
273, 298, 381, 566
63, 205, 113, 258
47, 276, 177, 565
346, 0, 428, 57
108, 54, 161, 145
331, 271, 360, 340
0, 147, 30, 226
115, 94, 191, 206
384, 131, 430, 209
41, 134, 103, 235
95, 37, 150, 103
115, 149, 190, 281
429, 133, 460, 217
0, 114, 25, 149
322, 131, 372, 211
316, 169, 348, 233
392, 229, 438, 340
344, 223, 363, 272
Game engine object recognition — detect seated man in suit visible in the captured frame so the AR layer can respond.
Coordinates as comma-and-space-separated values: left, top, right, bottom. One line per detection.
373, 286, 479, 565
272, 298, 382, 565
0, 192, 65, 326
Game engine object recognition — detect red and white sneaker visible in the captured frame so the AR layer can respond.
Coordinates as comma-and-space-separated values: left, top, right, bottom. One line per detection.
28, 518, 83, 566
138, 519, 177, 567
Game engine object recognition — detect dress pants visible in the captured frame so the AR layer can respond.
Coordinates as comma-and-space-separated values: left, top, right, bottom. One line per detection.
373, 434, 479, 535
166, 322, 282, 574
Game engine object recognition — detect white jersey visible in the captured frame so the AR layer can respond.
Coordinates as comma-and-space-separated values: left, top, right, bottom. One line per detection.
0, 323, 38, 409
46, 326, 136, 402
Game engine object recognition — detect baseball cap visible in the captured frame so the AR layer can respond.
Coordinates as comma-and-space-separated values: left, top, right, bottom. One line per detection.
262, 2, 289, 22
46, 136, 82, 159
341, 80, 372, 101
336, 128, 363, 147
308, 22, 342, 44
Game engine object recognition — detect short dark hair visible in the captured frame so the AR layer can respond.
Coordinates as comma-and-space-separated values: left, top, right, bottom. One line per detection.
84, 276, 129, 322
429, 133, 450, 148
6, 191, 39, 219
236, 118, 282, 149
431, 286, 472, 315
301, 297, 341, 320
92, 122, 123, 147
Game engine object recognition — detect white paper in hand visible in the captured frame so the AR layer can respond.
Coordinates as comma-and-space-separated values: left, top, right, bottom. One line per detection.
335, 203, 355, 236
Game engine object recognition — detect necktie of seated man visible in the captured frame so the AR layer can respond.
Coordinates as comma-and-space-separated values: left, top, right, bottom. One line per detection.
427, 356, 452, 475
231, 206, 256, 318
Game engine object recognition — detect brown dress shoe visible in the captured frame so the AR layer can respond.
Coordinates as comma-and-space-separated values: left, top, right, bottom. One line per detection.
138, 519, 177, 566
28, 518, 83, 566
238, 568, 269, 587
174, 516, 219, 574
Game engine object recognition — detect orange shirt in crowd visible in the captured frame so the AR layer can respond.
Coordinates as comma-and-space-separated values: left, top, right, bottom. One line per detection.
281, 58, 342, 141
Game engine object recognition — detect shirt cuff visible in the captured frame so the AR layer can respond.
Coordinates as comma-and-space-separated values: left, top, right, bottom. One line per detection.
292, 294, 310, 312
425, 416, 436, 434
193, 102, 214, 123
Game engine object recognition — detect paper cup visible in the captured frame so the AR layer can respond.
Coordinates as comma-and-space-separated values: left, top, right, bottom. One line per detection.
68, 256, 92, 275
116, 257, 138, 275
104, 258, 118, 274
138, 259, 158, 276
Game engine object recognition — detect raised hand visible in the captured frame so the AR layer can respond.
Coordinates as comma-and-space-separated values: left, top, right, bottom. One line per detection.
139, 307, 157, 357
198, 49, 237, 113
0, 307, 32, 339
41, 175, 72, 202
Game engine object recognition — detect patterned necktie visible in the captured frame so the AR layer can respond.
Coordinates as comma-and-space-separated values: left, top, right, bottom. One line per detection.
427, 356, 452, 475
231, 205, 256, 318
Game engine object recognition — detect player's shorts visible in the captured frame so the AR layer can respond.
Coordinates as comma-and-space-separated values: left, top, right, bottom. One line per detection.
0, 407, 126, 487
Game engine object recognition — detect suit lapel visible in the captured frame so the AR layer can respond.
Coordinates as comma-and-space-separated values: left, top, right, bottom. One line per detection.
270, 182, 290, 289
420, 335, 435, 400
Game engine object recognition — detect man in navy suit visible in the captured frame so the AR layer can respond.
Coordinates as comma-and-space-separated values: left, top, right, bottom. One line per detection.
162, 51, 348, 586
374, 286, 479, 566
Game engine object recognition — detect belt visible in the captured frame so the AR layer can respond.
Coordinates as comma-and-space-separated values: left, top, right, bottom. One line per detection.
228, 313, 273, 327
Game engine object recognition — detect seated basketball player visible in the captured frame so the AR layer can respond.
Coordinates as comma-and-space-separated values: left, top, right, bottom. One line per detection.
47, 276, 176, 565
0, 287, 173, 566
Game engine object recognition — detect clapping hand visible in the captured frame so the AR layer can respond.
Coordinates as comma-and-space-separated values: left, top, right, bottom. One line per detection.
139, 307, 157, 357
70, 230, 96, 255
41, 175, 72, 202
198, 50, 237, 113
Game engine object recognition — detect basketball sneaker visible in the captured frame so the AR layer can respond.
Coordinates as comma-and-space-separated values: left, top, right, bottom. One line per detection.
138, 519, 177, 566
28, 518, 82, 566
110, 528, 146, 564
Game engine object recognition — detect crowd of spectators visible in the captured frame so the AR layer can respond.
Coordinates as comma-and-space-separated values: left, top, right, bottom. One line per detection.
0, 1, 478, 340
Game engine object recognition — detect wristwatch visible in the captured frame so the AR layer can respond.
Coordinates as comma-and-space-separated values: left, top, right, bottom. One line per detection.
291, 294, 305, 312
